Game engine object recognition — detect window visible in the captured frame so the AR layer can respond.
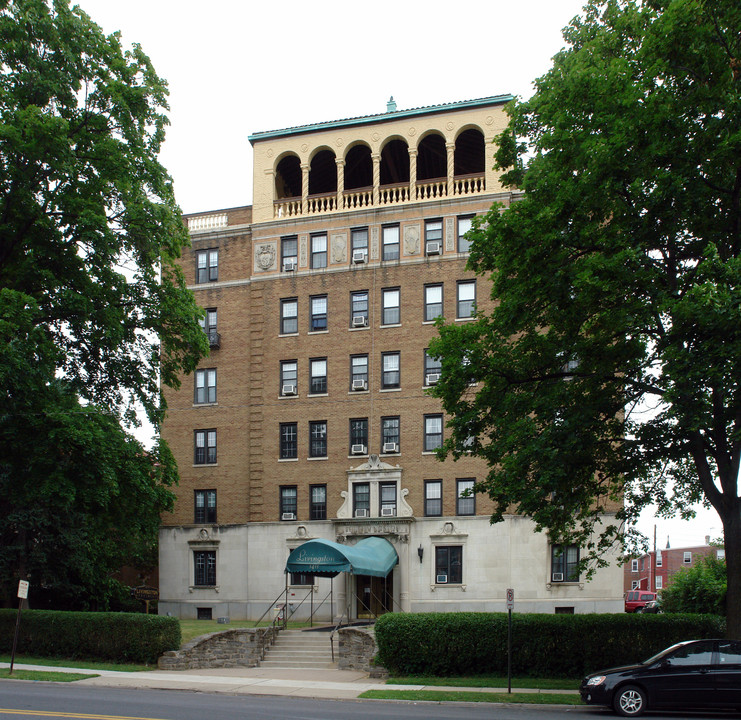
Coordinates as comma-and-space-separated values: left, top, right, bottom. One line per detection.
280, 486, 297, 519
196, 249, 218, 284
655, 576, 663, 590
656, 553, 663, 567
381, 416, 400, 453
631, 580, 639, 590
381, 352, 400, 388
310, 295, 328, 332
350, 290, 369, 326
382, 224, 400, 261
424, 350, 442, 385
280, 422, 297, 459
351, 227, 368, 260
310, 484, 327, 521
194, 550, 216, 586
424, 284, 443, 321
309, 420, 327, 458
290, 569, 315, 586
425, 219, 442, 255
381, 288, 400, 325
311, 233, 327, 269
456, 478, 475, 515
380, 482, 397, 516
425, 480, 442, 517
281, 235, 298, 270
435, 546, 462, 584
350, 418, 368, 453
718, 641, 741, 664
684, 551, 692, 564
551, 544, 580, 582
668, 641, 714, 666
194, 429, 217, 465
350, 354, 368, 390
194, 369, 217, 404
353, 483, 370, 516
424, 414, 443, 451
631, 559, 639, 572
194, 490, 216, 523
199, 308, 218, 347
309, 358, 327, 394
458, 215, 473, 252
281, 298, 298, 334
457, 280, 476, 319
280, 360, 297, 395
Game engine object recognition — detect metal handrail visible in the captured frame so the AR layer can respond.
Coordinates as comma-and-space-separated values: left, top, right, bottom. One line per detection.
329, 603, 351, 662
254, 588, 288, 628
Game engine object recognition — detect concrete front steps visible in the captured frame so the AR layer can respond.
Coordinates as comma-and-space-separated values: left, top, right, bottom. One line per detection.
260, 628, 336, 669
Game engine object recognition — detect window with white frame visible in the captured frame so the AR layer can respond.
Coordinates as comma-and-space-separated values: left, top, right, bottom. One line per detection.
280, 360, 297, 395
425, 218, 443, 255
311, 233, 327, 269
655, 576, 663, 590
194, 368, 217, 404
281, 298, 298, 334
196, 249, 218, 284
424, 414, 443, 451
382, 288, 400, 325
424, 284, 443, 321
351, 227, 368, 259
382, 224, 400, 261
684, 551, 692, 564
435, 545, 462, 584
631, 559, 639, 572
194, 429, 217, 465
631, 580, 639, 590
457, 280, 476, 318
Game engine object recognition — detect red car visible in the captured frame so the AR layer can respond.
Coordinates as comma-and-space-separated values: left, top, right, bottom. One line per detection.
624, 590, 657, 613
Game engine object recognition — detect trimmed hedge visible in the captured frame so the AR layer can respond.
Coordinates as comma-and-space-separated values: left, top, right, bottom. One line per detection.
374, 612, 726, 677
0, 609, 181, 664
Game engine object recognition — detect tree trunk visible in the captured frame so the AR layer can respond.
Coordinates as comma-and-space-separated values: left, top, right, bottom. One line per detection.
722, 510, 741, 638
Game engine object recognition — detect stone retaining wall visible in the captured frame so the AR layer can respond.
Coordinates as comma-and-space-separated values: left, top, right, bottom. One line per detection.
337, 626, 387, 677
158, 627, 277, 670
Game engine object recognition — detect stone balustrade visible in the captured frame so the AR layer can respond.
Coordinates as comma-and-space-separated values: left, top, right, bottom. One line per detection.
187, 213, 229, 233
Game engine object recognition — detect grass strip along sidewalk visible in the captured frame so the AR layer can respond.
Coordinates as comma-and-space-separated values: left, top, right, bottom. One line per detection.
0, 668, 97, 682
361, 689, 580, 704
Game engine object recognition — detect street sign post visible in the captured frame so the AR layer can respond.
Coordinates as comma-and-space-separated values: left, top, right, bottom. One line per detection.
506, 588, 514, 693
10, 580, 29, 674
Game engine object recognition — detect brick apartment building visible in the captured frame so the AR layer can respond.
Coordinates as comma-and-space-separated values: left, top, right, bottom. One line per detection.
158, 96, 624, 621
624, 538, 725, 594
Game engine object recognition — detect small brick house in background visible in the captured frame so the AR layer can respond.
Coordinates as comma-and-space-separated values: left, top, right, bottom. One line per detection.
624, 536, 725, 595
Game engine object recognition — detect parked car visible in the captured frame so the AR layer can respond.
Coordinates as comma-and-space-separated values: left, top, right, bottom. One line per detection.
580, 639, 741, 717
624, 590, 656, 612
636, 599, 661, 614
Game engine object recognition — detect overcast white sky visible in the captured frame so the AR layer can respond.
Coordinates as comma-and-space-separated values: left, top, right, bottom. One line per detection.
73, 0, 722, 549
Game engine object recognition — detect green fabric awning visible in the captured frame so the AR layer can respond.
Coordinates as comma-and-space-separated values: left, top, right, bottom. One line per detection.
285, 537, 398, 578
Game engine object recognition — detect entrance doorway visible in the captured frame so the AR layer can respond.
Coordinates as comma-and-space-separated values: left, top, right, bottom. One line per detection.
355, 574, 393, 618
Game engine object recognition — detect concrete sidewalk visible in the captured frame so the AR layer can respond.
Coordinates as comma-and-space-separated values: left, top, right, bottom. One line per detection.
1, 662, 580, 701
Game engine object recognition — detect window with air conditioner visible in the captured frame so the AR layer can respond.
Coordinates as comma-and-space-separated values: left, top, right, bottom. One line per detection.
280, 486, 297, 520
350, 290, 369, 327
353, 483, 370, 517
381, 416, 399, 453
351, 227, 368, 263
425, 219, 442, 256
551, 544, 579, 582
349, 418, 368, 455
281, 235, 298, 271
352, 249, 366, 264
380, 482, 396, 516
280, 360, 297, 396
350, 354, 368, 391
435, 545, 462, 584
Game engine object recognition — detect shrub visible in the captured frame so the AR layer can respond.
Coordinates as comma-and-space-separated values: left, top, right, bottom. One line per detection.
374, 612, 725, 677
0, 609, 180, 664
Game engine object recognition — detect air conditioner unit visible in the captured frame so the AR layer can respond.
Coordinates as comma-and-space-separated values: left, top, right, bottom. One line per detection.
436, 574, 448, 584
381, 507, 395, 517
283, 259, 296, 272
426, 373, 440, 385
281, 512, 296, 521
551, 573, 564, 582
426, 241, 441, 255
351, 379, 368, 391
352, 250, 367, 264
351, 315, 368, 328
383, 442, 398, 454
351, 444, 367, 455
281, 384, 297, 396
354, 509, 368, 518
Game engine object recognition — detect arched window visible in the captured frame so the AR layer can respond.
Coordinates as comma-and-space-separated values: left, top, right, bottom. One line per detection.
454, 128, 485, 176
380, 139, 409, 186
309, 149, 337, 196
417, 134, 446, 181
275, 155, 301, 199
345, 144, 372, 190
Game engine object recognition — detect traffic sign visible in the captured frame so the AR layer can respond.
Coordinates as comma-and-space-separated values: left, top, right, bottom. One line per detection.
17, 580, 28, 599
506, 587, 514, 610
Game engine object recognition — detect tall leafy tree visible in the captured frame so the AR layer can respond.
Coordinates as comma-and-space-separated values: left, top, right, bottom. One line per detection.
430, 0, 741, 634
0, 0, 208, 607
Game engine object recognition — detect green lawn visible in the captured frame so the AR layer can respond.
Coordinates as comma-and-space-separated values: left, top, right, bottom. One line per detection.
0, 655, 149, 672
387, 675, 580, 690
0, 668, 97, 682
361, 690, 581, 704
